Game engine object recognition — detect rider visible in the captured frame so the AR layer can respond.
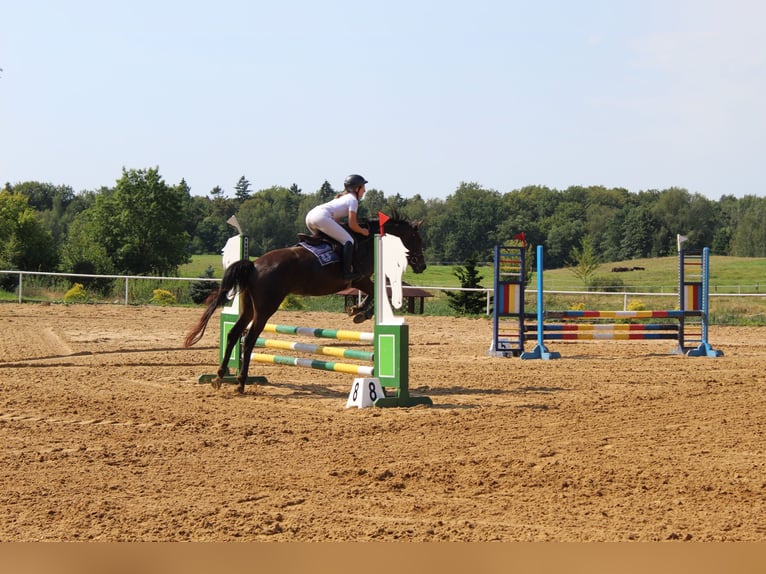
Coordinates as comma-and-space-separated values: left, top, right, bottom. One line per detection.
305, 174, 370, 281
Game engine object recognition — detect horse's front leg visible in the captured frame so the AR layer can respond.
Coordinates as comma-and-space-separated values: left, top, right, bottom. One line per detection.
349, 294, 369, 316
348, 278, 374, 321
352, 295, 375, 324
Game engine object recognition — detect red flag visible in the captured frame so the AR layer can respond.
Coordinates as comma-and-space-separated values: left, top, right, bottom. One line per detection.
513, 231, 527, 246
378, 211, 390, 235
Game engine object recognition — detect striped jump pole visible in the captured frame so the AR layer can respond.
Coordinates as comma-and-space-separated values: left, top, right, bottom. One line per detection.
250, 353, 374, 377
263, 323, 374, 343
255, 336, 374, 361
539, 323, 680, 330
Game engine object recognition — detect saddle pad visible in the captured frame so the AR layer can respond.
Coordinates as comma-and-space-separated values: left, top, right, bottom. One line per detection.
298, 242, 340, 266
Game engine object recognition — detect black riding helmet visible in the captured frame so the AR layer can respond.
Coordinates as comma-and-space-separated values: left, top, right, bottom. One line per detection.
344, 174, 368, 191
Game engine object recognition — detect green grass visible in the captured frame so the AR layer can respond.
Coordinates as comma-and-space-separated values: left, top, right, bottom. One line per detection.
182, 253, 766, 294
176, 253, 766, 325
541, 255, 766, 293
179, 254, 224, 278
180, 253, 481, 286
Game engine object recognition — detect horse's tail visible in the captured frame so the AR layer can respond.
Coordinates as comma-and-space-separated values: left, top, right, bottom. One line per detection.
184, 259, 255, 347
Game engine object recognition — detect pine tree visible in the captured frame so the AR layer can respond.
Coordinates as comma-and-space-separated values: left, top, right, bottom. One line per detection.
446, 254, 486, 315
318, 180, 335, 202
234, 176, 251, 203
188, 265, 219, 304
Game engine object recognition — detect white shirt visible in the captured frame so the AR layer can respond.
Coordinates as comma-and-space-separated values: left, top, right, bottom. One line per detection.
316, 193, 359, 221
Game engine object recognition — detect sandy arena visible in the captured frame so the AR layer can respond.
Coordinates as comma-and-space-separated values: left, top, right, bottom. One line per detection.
0, 303, 764, 541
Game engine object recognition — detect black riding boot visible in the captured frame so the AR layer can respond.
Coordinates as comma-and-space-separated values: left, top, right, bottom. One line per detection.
342, 241, 362, 281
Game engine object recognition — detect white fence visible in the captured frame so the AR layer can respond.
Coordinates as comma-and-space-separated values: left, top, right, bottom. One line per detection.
0, 270, 217, 305
1, 270, 763, 313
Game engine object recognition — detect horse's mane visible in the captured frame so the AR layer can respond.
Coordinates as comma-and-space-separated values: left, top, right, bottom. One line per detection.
362, 208, 414, 231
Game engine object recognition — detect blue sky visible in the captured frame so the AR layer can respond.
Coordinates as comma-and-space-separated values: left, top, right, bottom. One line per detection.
1, 0, 764, 200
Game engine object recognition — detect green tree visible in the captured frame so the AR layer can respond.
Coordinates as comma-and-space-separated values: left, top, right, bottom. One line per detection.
497, 185, 561, 251
360, 188, 386, 219
583, 186, 630, 258
567, 237, 600, 287
400, 194, 428, 222
59, 208, 115, 294
65, 167, 192, 275
318, 180, 335, 202
234, 176, 252, 203
446, 254, 486, 315
729, 196, 766, 257
193, 214, 231, 254
12, 181, 80, 246
619, 205, 659, 260
0, 190, 57, 278
437, 182, 507, 262
237, 186, 302, 255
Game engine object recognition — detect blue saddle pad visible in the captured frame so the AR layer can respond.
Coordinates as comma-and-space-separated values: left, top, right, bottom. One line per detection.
298, 242, 340, 266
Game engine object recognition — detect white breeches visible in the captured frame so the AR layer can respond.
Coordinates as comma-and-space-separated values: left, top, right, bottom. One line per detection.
305, 209, 354, 245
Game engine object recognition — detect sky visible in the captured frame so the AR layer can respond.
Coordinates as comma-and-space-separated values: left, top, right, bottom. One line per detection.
1, 0, 765, 201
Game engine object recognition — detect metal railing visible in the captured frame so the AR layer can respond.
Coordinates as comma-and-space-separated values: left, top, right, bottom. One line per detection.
1, 269, 764, 314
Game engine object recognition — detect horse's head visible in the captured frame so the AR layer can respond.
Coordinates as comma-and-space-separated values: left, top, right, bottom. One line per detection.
377, 213, 427, 274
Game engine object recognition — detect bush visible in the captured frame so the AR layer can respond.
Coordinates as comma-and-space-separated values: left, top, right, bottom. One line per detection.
588, 276, 625, 292
64, 283, 89, 303
189, 266, 219, 304
150, 289, 176, 305
280, 293, 305, 310
627, 299, 646, 311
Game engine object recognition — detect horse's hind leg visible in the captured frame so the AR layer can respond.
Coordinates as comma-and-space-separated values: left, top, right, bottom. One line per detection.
236, 299, 281, 394
213, 306, 253, 389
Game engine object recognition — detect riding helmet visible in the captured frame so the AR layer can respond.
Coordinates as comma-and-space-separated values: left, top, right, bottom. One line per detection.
344, 174, 368, 191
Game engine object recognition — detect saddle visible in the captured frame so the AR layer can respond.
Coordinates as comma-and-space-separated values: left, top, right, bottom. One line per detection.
296, 221, 370, 249
296, 232, 338, 248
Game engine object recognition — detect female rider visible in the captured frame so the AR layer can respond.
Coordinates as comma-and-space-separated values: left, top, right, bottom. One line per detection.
305, 174, 370, 281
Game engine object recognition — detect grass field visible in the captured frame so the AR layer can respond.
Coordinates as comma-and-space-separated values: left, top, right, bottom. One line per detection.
180, 252, 766, 293
177, 251, 766, 324
3, 251, 763, 324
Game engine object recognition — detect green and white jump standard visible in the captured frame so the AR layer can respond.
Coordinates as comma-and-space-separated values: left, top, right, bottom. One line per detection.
198, 233, 431, 407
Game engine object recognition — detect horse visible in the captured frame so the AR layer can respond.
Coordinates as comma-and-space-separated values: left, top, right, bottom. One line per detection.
184, 213, 426, 394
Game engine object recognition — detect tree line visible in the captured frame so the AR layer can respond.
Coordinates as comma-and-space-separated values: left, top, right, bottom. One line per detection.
2, 167, 765, 283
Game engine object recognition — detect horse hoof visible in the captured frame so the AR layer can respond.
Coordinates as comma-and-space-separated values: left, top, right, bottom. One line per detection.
211, 378, 222, 390
353, 312, 368, 324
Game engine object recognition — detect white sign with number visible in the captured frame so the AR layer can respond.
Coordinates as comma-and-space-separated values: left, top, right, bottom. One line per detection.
345, 377, 386, 408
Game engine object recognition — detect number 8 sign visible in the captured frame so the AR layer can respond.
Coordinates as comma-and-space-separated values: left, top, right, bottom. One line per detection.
346, 377, 386, 408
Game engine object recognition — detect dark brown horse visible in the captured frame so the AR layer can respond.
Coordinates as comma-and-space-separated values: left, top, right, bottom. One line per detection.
184, 213, 426, 393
